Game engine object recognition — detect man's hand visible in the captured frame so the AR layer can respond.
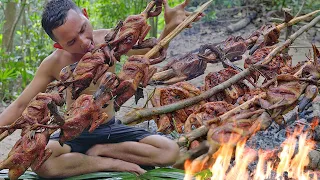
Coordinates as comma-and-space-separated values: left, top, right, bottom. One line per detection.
163, 0, 204, 32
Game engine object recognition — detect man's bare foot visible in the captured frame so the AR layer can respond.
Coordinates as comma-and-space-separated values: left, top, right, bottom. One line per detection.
101, 157, 146, 175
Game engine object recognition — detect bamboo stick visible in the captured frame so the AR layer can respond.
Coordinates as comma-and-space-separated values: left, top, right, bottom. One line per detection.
122, 15, 320, 125
152, 69, 175, 81
144, 0, 213, 59
261, 15, 320, 66
276, 10, 320, 30
142, 0, 156, 16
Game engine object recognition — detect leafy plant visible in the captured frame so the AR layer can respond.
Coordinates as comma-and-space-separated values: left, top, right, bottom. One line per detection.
0, 168, 187, 180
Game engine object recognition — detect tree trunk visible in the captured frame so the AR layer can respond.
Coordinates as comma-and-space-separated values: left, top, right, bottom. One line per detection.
7, 0, 27, 54
149, 16, 158, 38
2, 1, 17, 52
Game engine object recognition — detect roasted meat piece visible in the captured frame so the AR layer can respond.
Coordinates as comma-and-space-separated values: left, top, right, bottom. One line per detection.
0, 130, 53, 180
0, 92, 64, 140
108, 0, 163, 61
204, 68, 250, 104
151, 82, 204, 134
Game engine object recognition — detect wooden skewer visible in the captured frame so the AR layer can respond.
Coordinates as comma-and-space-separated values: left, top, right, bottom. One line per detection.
276, 10, 320, 30
144, 0, 213, 59
176, 93, 266, 147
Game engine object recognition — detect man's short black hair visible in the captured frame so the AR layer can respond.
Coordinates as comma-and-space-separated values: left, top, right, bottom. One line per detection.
41, 0, 82, 41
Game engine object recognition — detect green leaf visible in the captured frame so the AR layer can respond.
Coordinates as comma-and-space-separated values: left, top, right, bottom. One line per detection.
0, 68, 18, 81
194, 169, 213, 180
0, 170, 137, 180
0, 168, 188, 180
139, 168, 185, 180
64, 172, 137, 180
0, 170, 38, 179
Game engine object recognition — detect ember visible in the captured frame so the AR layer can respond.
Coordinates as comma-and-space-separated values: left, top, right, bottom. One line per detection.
184, 124, 319, 180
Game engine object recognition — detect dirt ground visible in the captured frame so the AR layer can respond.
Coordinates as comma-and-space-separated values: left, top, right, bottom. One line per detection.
0, 19, 319, 161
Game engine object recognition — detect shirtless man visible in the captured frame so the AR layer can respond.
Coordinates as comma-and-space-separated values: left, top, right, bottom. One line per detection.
0, 0, 203, 178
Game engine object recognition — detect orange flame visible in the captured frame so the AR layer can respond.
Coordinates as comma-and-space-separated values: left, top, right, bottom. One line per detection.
210, 144, 233, 180
225, 139, 256, 180
184, 126, 317, 179
253, 150, 273, 180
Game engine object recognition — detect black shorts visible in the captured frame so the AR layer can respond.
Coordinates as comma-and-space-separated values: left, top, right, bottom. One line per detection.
50, 117, 154, 154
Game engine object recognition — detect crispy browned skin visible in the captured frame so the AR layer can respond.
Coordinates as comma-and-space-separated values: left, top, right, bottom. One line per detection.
47, 46, 113, 100
114, 55, 157, 111
0, 130, 52, 180
153, 36, 248, 85
60, 72, 119, 143
207, 110, 271, 147
244, 46, 293, 83
185, 101, 235, 134
0, 93, 64, 138
247, 24, 280, 55
108, 0, 163, 61
204, 67, 250, 104
151, 82, 204, 134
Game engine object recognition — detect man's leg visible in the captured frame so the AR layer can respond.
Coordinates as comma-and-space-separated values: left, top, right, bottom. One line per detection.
33, 140, 146, 178
86, 135, 180, 167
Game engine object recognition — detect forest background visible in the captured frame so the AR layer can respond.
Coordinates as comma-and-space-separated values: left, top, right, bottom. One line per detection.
0, 0, 319, 104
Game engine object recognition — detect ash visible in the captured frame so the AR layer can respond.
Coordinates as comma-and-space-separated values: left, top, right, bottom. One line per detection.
247, 98, 320, 151
243, 97, 320, 179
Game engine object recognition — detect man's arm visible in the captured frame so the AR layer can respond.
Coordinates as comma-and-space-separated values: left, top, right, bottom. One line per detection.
0, 58, 55, 126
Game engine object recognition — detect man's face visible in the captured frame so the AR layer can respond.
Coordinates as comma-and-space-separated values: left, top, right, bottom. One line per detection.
52, 9, 94, 55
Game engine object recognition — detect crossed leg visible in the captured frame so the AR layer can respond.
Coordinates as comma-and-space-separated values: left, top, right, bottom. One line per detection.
86, 135, 179, 166
33, 135, 179, 178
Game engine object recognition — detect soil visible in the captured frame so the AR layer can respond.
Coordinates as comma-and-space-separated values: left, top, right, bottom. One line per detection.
1, 18, 319, 162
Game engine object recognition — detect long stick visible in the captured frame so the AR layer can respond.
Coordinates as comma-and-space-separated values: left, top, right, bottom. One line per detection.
276, 10, 320, 30
173, 141, 210, 169
175, 93, 265, 147
261, 15, 320, 66
152, 10, 320, 82
122, 15, 320, 125
144, 0, 213, 59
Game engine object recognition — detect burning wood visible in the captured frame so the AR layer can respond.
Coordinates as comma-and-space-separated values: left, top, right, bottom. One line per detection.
183, 125, 320, 180
179, 44, 320, 179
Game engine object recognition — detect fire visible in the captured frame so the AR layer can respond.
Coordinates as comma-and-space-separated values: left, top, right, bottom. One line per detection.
184, 126, 318, 180
253, 150, 273, 180
210, 144, 233, 180
225, 139, 256, 180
